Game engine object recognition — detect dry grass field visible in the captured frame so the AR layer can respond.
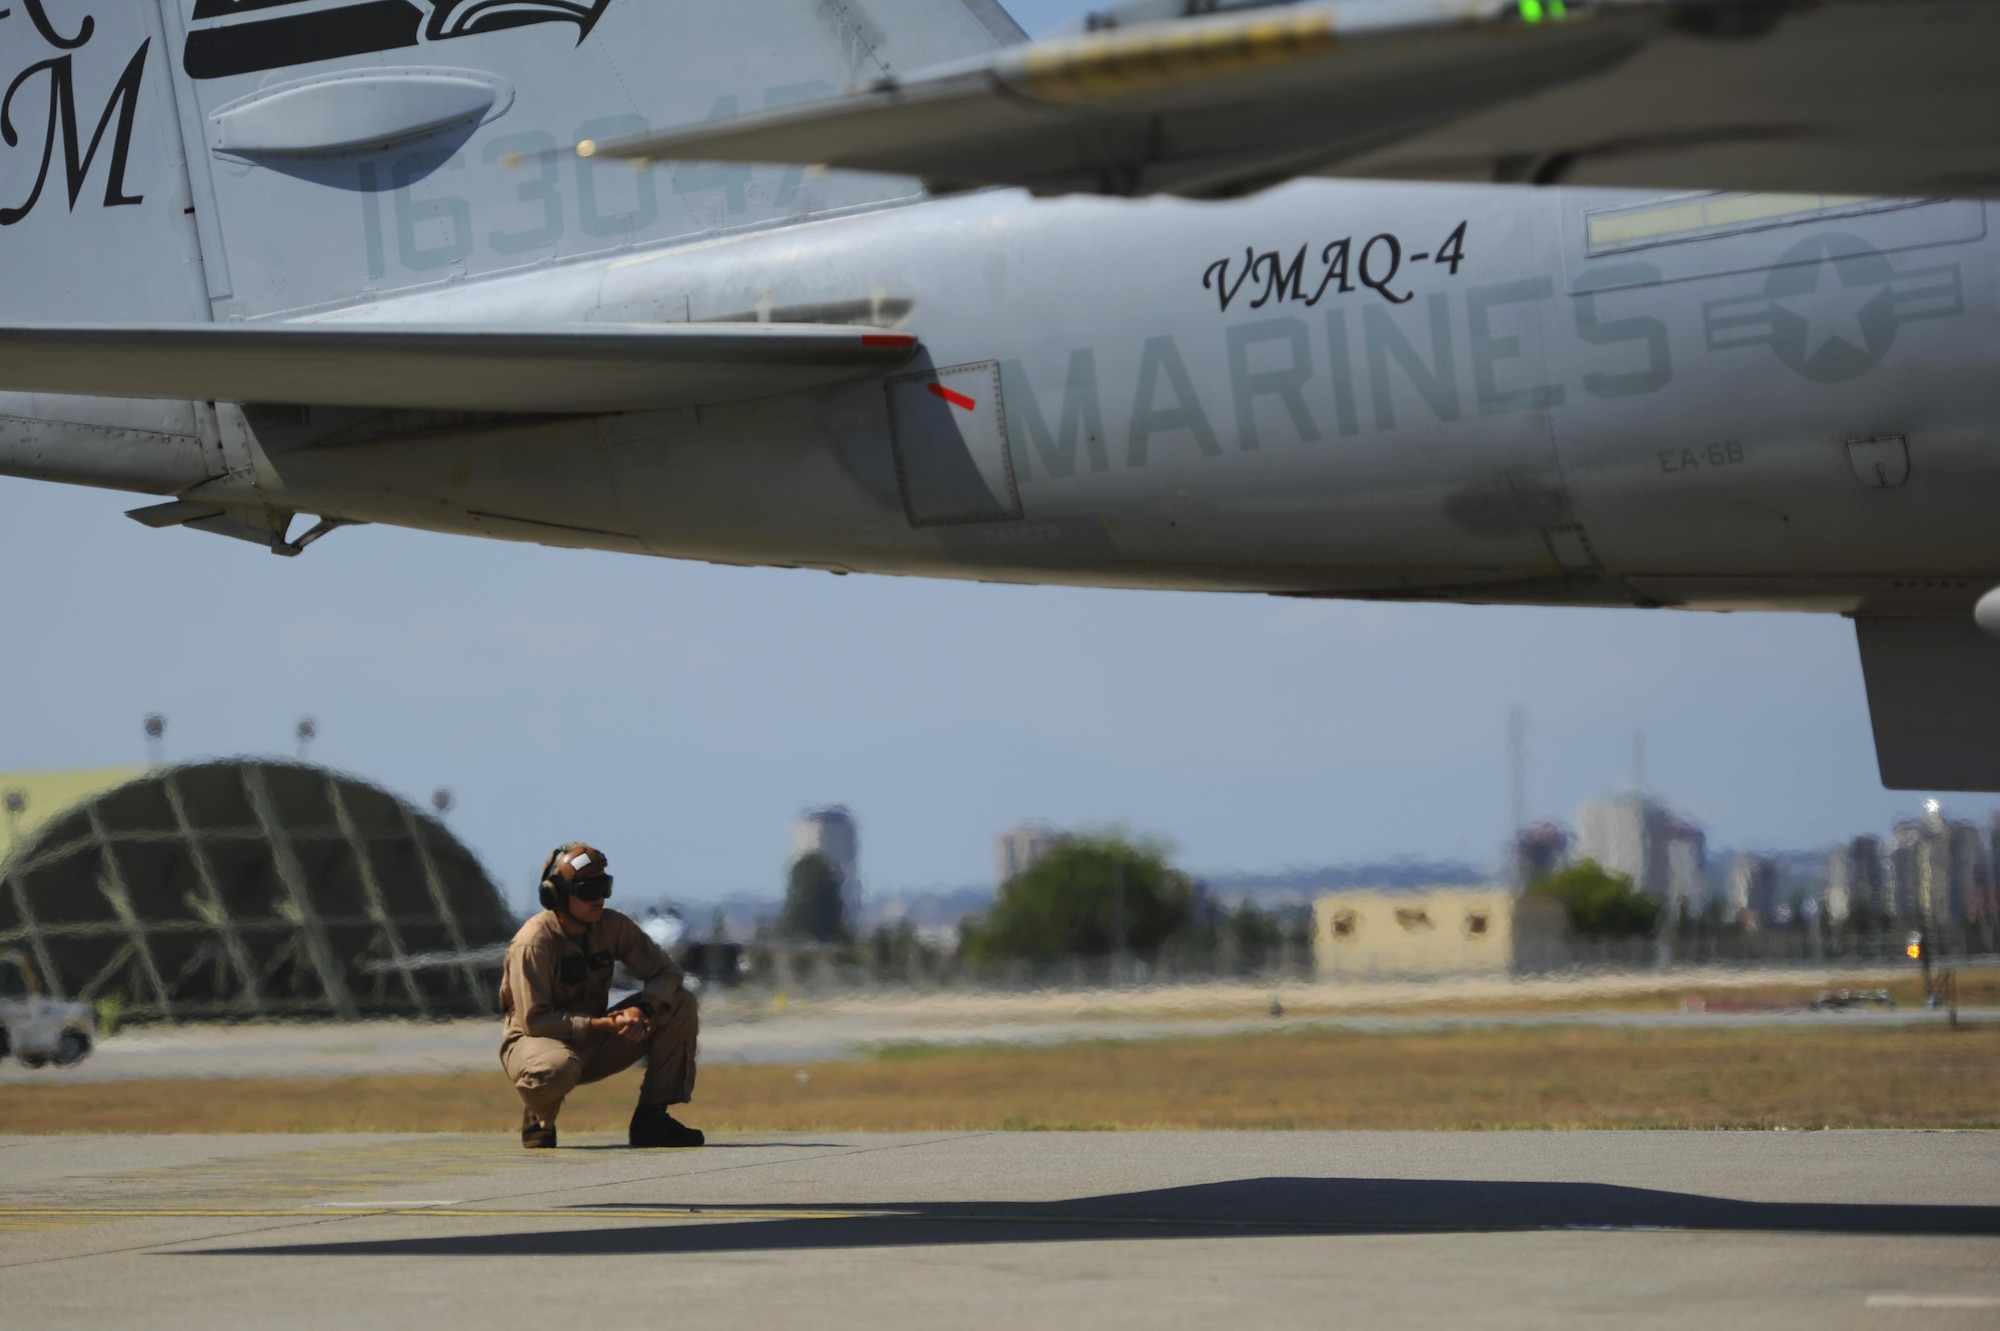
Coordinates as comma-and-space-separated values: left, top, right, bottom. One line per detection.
3, 1023, 1996, 1134
779, 968, 1997, 1028
1418, 972, 2000, 1015
1129, 972, 2000, 1021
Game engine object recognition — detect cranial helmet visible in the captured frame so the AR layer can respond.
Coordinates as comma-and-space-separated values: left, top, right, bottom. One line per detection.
539, 842, 612, 911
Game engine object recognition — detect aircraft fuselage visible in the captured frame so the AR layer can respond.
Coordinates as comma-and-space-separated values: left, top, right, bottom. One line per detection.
12, 180, 2000, 616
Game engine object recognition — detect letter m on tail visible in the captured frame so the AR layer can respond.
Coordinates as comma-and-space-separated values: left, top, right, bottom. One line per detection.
1, 41, 148, 226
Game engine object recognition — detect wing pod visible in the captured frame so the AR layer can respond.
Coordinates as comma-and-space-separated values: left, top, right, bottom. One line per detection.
584, 0, 2000, 201
0, 323, 919, 414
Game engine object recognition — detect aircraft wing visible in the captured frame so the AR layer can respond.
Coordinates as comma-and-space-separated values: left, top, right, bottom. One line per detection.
0, 323, 918, 414
586, 0, 2000, 201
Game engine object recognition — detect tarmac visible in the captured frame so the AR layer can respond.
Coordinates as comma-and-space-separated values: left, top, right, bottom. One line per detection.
1, 1130, 1995, 1327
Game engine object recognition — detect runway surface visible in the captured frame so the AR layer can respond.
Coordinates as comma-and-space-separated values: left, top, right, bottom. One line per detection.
1, 1130, 1994, 1327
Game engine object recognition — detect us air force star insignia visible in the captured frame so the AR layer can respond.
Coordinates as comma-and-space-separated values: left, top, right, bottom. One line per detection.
1701, 233, 1963, 383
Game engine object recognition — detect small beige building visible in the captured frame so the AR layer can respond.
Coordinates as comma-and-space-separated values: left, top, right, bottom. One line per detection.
0, 769, 144, 859
1314, 886, 1565, 979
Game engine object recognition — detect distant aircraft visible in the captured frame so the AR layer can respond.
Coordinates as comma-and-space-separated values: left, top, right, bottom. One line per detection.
2, 0, 1999, 788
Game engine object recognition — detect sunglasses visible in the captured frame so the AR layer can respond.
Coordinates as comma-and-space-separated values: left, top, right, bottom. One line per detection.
566, 876, 613, 903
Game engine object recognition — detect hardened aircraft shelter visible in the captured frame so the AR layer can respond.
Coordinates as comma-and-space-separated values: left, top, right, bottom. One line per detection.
0, 761, 511, 1020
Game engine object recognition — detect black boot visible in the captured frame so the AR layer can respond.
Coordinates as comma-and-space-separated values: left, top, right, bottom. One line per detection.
629, 1102, 704, 1148
521, 1107, 557, 1150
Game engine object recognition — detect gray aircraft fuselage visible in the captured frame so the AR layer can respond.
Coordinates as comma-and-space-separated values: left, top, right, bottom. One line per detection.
1, 1, 1991, 619
7, 0, 1999, 789
143, 180, 1999, 617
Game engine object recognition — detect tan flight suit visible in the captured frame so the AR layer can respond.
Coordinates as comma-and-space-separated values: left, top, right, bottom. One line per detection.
498, 908, 697, 1125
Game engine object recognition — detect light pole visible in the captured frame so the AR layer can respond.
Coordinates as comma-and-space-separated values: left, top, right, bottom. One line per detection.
143, 714, 166, 768
431, 788, 454, 818
295, 717, 317, 763
1111, 862, 1128, 987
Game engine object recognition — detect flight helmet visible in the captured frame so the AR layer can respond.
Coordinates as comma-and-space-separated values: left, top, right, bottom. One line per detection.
539, 842, 612, 912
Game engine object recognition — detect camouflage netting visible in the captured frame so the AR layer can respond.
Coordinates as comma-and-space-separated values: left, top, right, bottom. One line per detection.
0, 761, 513, 1020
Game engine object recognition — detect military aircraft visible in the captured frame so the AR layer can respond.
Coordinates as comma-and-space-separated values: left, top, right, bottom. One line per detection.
1, 0, 1998, 788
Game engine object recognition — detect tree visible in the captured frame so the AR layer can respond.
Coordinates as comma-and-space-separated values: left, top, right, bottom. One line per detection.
1527, 860, 1660, 938
961, 836, 1192, 962
779, 851, 848, 942
1222, 903, 1281, 973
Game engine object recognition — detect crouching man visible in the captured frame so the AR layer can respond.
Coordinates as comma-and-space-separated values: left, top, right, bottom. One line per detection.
500, 842, 703, 1150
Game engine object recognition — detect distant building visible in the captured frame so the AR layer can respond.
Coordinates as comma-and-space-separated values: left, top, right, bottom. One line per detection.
1888, 805, 1988, 924
1988, 812, 2000, 916
1577, 797, 1655, 890
1576, 795, 1707, 914
1825, 836, 1885, 925
1988, 811, 2000, 919
995, 823, 1067, 884
1665, 819, 1710, 917
1888, 822, 1924, 921
1512, 821, 1569, 887
1984, 812, 2000, 923
912, 924, 962, 955
1949, 822, 1992, 923
1313, 886, 1566, 979
793, 807, 860, 920
0, 761, 508, 1020
1726, 854, 1781, 929
0, 768, 145, 860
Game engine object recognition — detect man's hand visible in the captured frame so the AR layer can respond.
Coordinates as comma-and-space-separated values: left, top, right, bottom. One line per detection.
595, 1006, 651, 1039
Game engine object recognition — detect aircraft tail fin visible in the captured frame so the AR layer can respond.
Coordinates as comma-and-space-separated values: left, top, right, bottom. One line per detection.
0, 1, 1023, 324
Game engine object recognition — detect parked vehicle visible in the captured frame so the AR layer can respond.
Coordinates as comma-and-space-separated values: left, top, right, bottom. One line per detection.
1809, 988, 1896, 1012
0, 951, 95, 1068
678, 941, 750, 989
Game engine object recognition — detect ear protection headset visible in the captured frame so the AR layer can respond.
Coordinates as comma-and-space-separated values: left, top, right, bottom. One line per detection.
539, 843, 612, 912
538, 848, 565, 912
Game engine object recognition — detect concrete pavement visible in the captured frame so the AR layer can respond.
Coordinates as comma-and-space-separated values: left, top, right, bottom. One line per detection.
0, 1130, 1995, 1327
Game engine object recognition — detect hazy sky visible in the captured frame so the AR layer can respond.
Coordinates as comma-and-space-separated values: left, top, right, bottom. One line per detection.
0, 0, 1982, 915
1012, 0, 1099, 32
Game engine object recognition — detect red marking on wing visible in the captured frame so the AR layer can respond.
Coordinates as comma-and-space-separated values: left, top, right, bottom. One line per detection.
928, 383, 977, 411
862, 334, 917, 347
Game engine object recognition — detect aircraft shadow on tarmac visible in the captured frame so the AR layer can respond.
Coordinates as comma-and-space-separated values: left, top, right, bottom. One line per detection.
564, 1135, 852, 1143
193, 1177, 2000, 1258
